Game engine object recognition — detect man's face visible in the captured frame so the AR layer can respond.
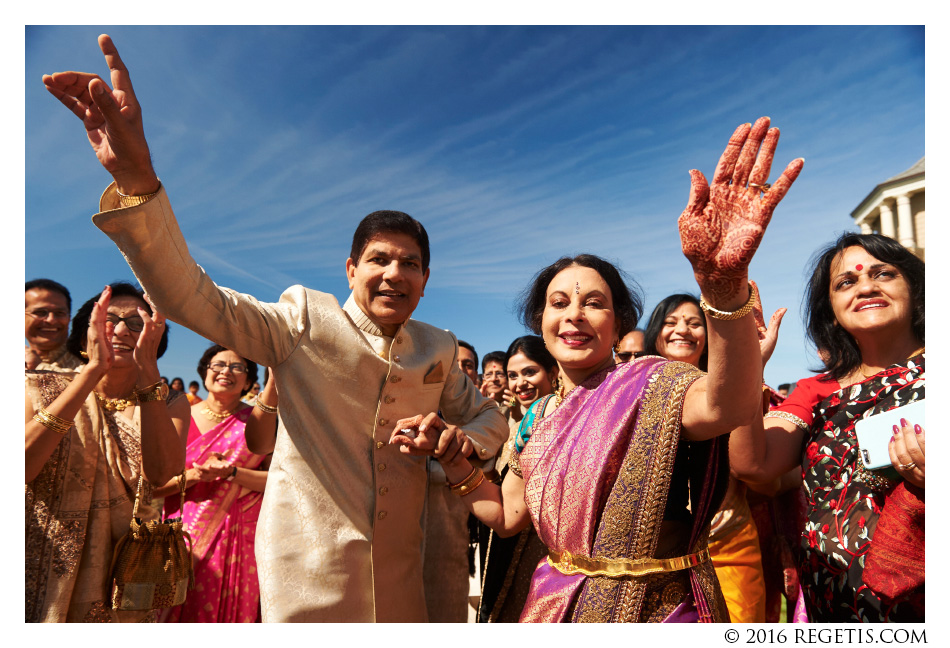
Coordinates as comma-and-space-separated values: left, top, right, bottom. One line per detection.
457, 346, 478, 384
346, 233, 429, 337
482, 360, 506, 398
615, 330, 645, 363
25, 288, 70, 352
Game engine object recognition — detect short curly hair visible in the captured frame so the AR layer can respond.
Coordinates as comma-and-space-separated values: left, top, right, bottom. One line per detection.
196, 344, 259, 397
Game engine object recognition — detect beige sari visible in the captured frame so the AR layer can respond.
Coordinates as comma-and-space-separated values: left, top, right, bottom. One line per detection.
25, 370, 169, 622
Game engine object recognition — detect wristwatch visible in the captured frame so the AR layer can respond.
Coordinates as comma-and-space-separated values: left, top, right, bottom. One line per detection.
136, 381, 169, 403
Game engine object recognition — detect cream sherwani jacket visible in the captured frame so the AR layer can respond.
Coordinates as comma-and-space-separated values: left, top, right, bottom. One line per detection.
92, 184, 507, 622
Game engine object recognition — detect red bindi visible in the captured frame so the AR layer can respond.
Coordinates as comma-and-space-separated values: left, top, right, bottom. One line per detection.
855, 264, 863, 271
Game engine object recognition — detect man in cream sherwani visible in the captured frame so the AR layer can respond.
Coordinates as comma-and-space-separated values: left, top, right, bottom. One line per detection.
44, 34, 508, 622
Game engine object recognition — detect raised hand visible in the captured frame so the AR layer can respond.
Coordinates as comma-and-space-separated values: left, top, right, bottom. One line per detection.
678, 117, 804, 307
132, 305, 167, 379
42, 34, 159, 195
86, 286, 115, 376
750, 279, 787, 367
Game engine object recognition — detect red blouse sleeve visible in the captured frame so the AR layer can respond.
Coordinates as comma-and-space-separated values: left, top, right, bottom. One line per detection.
767, 373, 840, 428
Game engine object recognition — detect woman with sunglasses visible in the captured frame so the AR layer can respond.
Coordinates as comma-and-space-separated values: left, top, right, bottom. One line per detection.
26, 282, 189, 622
155, 344, 278, 623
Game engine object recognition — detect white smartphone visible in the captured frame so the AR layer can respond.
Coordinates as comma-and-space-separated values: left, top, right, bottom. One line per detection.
853, 399, 925, 470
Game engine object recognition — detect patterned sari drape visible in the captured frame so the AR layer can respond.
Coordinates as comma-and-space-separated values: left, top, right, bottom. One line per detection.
518, 357, 729, 622
162, 409, 266, 623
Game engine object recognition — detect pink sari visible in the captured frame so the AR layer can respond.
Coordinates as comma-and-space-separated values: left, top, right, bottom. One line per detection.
161, 408, 266, 623
518, 357, 730, 622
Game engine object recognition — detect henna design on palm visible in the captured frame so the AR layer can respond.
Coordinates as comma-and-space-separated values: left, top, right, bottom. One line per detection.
678, 117, 804, 307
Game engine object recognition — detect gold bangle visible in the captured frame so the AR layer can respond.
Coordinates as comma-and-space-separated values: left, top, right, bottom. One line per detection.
255, 399, 278, 414
33, 408, 72, 435
456, 470, 485, 497
699, 282, 757, 321
448, 465, 485, 497
116, 183, 161, 208
136, 381, 169, 403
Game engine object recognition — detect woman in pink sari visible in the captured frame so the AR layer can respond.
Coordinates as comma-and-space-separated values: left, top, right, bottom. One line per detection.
155, 344, 278, 622
392, 117, 804, 622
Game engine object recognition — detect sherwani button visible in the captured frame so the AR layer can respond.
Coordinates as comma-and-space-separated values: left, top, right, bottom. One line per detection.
390, 375, 401, 383
384, 396, 395, 404
377, 511, 387, 520
379, 486, 389, 495
377, 463, 386, 472
396, 336, 403, 344
376, 441, 384, 449
378, 418, 388, 426
394, 355, 401, 362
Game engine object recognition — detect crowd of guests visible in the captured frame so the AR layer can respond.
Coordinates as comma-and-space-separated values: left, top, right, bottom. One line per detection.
27, 34, 923, 624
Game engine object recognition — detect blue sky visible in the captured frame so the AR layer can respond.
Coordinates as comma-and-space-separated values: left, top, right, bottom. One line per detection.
24, 25, 925, 392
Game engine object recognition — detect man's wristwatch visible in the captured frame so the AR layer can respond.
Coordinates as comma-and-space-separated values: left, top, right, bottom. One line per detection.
136, 381, 169, 403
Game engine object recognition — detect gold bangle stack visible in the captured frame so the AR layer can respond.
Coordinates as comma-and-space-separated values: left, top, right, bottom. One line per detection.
33, 408, 72, 435
255, 400, 278, 414
447, 465, 485, 497
699, 281, 758, 321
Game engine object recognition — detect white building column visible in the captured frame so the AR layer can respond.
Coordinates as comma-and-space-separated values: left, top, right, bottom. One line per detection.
879, 201, 896, 239
859, 221, 873, 234
895, 193, 915, 248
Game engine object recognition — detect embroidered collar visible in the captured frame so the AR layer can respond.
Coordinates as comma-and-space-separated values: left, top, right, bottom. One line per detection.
342, 294, 405, 338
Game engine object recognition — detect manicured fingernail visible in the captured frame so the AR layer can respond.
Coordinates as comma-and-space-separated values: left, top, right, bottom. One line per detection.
418, 424, 426, 432
915, 425, 922, 435
900, 418, 908, 428
892, 425, 899, 435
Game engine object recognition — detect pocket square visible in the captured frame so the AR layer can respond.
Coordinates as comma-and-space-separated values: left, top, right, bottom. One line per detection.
423, 361, 444, 384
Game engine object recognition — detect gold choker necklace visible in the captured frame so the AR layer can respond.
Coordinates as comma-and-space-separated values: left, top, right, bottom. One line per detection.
202, 406, 233, 422
95, 391, 137, 411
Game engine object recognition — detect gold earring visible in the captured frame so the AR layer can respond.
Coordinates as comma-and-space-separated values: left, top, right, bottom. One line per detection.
613, 340, 621, 354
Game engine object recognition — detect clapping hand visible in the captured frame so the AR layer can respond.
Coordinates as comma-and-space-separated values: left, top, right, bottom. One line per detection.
43, 34, 159, 196
678, 117, 804, 307
85, 286, 116, 377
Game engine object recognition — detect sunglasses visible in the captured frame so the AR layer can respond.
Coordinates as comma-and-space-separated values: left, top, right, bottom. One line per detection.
615, 351, 647, 363
106, 314, 145, 332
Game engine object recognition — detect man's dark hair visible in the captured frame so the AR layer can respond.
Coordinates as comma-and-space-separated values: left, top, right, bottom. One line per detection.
777, 383, 792, 392
350, 210, 430, 271
26, 278, 72, 311
517, 254, 642, 338
643, 293, 708, 371
482, 351, 506, 372
196, 344, 259, 397
189, 380, 201, 389
67, 281, 169, 361
457, 340, 478, 369
805, 232, 924, 380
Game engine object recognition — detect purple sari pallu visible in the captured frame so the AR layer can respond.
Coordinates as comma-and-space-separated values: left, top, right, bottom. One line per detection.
519, 357, 729, 622
162, 408, 266, 623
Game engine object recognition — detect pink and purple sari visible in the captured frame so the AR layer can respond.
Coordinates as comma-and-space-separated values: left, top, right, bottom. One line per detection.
518, 356, 730, 622
161, 408, 266, 623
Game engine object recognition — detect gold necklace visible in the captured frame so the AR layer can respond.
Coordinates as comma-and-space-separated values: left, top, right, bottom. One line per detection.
201, 406, 233, 422
95, 391, 137, 411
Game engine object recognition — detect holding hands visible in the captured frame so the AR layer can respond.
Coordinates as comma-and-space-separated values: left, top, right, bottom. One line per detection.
678, 117, 804, 307
389, 413, 473, 469
43, 34, 159, 195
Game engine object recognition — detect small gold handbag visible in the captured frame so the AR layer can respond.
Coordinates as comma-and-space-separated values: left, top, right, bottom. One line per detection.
109, 470, 194, 610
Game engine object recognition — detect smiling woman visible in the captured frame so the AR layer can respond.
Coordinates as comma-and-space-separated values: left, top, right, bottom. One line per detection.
25, 281, 190, 622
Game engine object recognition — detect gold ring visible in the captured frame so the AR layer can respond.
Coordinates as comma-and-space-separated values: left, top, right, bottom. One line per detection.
749, 183, 771, 192
898, 461, 917, 470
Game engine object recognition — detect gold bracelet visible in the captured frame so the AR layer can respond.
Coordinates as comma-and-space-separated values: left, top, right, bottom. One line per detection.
699, 281, 757, 321
33, 408, 72, 435
136, 381, 169, 403
455, 470, 485, 497
447, 465, 485, 497
255, 399, 278, 414
116, 183, 161, 208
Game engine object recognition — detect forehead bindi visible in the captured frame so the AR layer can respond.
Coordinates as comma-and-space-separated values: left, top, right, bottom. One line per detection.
548, 267, 611, 299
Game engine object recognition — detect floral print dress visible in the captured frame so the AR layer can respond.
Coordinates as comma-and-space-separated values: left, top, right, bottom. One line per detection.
796, 354, 924, 622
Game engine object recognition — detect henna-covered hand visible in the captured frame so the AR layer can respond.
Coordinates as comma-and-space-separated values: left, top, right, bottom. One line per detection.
678, 117, 804, 308
750, 280, 787, 367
